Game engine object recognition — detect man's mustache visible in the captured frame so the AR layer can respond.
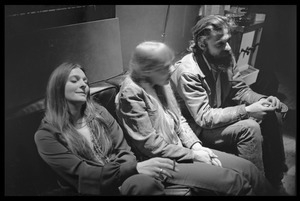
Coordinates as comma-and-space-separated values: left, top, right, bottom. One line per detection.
218, 50, 233, 58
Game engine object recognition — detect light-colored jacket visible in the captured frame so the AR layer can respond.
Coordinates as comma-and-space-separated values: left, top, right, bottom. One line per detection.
115, 76, 201, 162
170, 53, 266, 132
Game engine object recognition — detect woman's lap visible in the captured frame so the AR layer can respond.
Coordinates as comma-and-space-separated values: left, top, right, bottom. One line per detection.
212, 149, 256, 173
166, 157, 254, 195
165, 149, 275, 195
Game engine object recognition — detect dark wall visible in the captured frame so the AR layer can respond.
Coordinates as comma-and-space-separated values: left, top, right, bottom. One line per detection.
5, 5, 116, 114
5, 18, 123, 113
5, 5, 115, 37
116, 5, 200, 70
249, 5, 296, 77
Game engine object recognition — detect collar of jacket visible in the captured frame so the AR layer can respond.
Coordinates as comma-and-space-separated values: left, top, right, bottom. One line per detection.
193, 53, 216, 89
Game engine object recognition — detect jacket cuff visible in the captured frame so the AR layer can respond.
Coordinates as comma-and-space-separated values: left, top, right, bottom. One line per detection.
189, 141, 203, 149
258, 96, 268, 101
119, 160, 139, 182
237, 104, 250, 120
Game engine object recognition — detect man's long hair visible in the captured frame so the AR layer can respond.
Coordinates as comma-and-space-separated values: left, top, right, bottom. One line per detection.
188, 15, 236, 54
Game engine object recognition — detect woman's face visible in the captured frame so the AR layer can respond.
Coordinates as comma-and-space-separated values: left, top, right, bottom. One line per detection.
65, 68, 89, 105
149, 63, 174, 86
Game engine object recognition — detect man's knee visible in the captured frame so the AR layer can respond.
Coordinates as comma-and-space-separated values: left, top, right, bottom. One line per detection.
120, 174, 165, 195
240, 119, 262, 140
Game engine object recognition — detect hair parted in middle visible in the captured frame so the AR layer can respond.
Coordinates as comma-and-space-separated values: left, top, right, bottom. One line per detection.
188, 15, 236, 53
129, 41, 175, 82
44, 62, 113, 165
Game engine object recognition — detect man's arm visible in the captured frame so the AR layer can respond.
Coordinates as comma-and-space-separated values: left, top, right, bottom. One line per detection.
173, 72, 249, 129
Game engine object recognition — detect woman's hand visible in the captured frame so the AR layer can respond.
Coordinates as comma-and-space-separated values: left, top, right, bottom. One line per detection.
201, 147, 222, 167
136, 157, 179, 180
193, 147, 222, 167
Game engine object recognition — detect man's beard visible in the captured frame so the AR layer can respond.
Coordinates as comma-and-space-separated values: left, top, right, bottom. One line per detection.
203, 49, 234, 70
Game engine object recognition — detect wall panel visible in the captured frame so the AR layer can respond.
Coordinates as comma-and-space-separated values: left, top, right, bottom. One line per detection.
5, 18, 123, 112
116, 5, 168, 70
164, 5, 200, 58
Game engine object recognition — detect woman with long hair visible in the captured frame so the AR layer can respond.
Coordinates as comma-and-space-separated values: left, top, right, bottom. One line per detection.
34, 62, 177, 195
115, 41, 277, 195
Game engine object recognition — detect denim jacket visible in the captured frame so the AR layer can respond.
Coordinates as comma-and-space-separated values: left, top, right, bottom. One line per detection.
170, 53, 266, 132
115, 76, 201, 162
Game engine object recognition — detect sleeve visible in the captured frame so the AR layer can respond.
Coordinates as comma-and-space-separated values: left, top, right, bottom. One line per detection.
96, 104, 140, 184
178, 114, 202, 148
34, 120, 138, 195
229, 66, 267, 104
175, 72, 250, 129
97, 104, 135, 154
165, 84, 201, 148
116, 87, 194, 162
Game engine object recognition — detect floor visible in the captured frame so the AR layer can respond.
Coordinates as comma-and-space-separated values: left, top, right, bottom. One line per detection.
274, 70, 296, 196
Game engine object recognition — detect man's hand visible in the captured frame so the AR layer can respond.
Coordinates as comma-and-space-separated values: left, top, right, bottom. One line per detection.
261, 96, 281, 110
245, 98, 276, 121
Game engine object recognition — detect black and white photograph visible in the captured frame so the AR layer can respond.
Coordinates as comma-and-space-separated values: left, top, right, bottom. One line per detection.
5, 5, 296, 196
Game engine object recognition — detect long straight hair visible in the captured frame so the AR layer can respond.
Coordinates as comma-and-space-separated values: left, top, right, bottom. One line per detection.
44, 62, 112, 165
129, 41, 182, 143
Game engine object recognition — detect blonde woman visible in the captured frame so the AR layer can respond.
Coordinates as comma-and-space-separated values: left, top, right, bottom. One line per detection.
115, 41, 276, 196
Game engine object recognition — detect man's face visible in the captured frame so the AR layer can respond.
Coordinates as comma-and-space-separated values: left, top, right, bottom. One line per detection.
202, 28, 234, 69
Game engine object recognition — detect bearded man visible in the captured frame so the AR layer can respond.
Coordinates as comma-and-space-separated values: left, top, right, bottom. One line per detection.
170, 15, 287, 192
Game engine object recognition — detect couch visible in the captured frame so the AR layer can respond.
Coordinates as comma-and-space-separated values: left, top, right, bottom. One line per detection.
5, 73, 197, 196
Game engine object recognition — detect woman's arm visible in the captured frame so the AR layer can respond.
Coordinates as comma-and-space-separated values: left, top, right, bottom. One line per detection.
178, 114, 202, 148
34, 125, 138, 195
97, 104, 135, 154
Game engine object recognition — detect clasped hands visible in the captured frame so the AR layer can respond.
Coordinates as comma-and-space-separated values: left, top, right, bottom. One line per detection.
245, 96, 282, 121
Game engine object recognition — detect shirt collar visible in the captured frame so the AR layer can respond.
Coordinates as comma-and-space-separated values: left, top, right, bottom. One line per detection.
202, 54, 219, 73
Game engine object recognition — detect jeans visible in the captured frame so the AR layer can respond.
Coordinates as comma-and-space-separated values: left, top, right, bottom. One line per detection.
120, 174, 165, 195
199, 112, 286, 186
165, 149, 276, 196
260, 112, 286, 184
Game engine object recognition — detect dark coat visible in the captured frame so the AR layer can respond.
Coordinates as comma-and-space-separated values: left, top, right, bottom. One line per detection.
34, 105, 138, 195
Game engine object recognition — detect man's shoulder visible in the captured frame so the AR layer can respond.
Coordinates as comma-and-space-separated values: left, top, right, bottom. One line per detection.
175, 53, 197, 70
173, 53, 203, 78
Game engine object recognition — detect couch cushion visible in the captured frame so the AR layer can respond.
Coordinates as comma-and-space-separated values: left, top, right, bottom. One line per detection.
90, 81, 119, 120
5, 100, 59, 195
